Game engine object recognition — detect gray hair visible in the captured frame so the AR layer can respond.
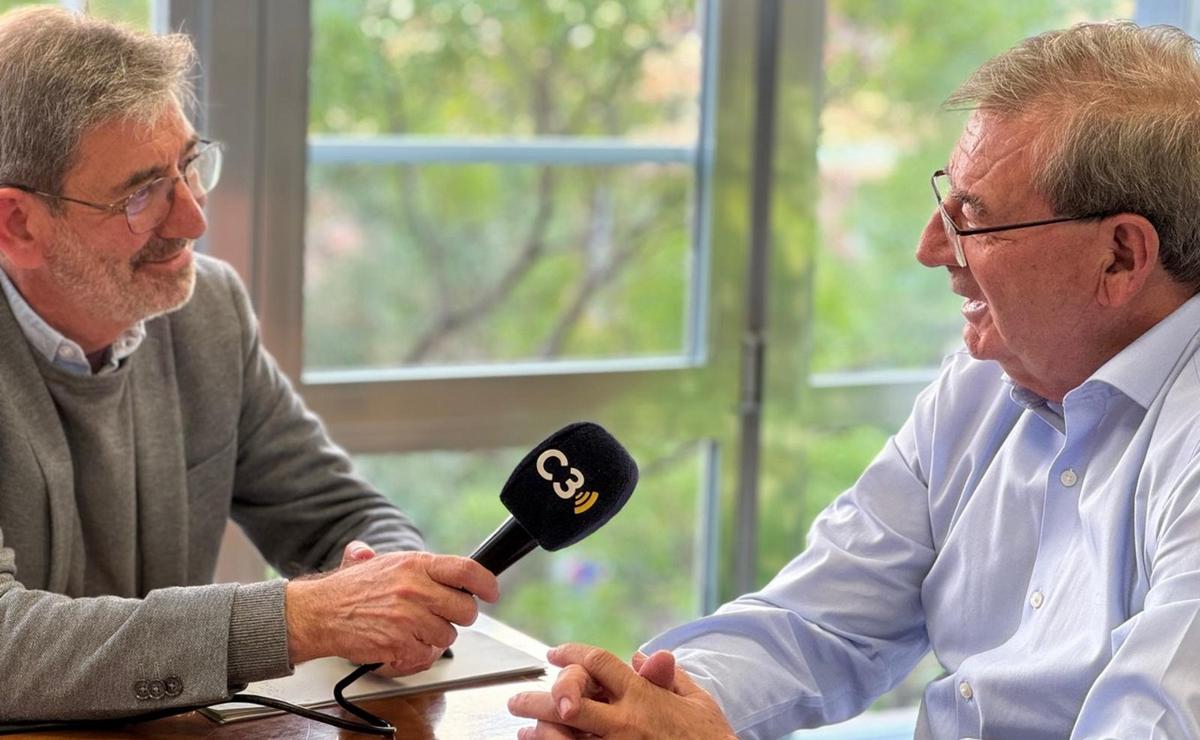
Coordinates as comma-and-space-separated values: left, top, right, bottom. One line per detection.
0, 6, 196, 203
947, 21, 1200, 289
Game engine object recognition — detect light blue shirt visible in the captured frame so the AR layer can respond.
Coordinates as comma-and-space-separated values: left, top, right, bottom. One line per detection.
646, 295, 1200, 739
0, 267, 144, 375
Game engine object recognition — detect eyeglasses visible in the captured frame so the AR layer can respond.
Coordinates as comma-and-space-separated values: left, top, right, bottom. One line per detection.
0, 140, 223, 235
931, 168, 1104, 267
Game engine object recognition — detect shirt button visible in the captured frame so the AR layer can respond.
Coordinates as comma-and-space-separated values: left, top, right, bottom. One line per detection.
1030, 590, 1045, 609
959, 681, 974, 700
1060, 468, 1078, 487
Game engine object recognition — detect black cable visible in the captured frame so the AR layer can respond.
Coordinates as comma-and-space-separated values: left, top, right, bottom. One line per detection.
333, 646, 453, 729
334, 663, 393, 730
233, 690, 393, 735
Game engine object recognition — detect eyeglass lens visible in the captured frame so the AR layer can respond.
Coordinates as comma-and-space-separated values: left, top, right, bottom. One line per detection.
932, 171, 967, 267
126, 144, 223, 234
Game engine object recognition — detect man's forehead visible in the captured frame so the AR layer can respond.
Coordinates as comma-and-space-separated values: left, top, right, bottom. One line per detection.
87, 105, 195, 150
68, 106, 197, 193
947, 112, 1040, 206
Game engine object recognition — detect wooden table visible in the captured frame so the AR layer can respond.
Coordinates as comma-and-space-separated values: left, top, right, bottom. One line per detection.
8, 615, 553, 740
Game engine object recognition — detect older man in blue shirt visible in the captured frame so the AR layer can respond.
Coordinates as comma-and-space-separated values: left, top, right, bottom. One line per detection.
509, 20, 1200, 740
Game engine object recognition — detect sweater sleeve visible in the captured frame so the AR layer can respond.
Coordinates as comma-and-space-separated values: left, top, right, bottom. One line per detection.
0, 528, 250, 720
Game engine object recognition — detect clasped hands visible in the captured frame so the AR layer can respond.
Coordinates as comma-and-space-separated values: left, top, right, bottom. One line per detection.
508, 643, 736, 739
285, 540, 499, 675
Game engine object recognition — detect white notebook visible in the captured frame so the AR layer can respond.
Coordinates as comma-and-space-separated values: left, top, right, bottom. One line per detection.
201, 627, 546, 724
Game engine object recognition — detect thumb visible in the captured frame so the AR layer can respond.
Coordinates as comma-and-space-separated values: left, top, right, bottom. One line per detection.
632, 650, 676, 691
340, 540, 375, 569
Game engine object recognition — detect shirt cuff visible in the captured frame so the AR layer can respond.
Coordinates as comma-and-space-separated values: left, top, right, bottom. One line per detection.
226, 579, 292, 686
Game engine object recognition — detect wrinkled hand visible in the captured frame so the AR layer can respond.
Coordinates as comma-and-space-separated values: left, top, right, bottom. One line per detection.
334, 541, 446, 677
507, 643, 736, 739
286, 541, 499, 675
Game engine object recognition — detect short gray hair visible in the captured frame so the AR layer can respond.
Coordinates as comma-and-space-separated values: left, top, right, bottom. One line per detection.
947, 21, 1200, 289
0, 6, 196, 200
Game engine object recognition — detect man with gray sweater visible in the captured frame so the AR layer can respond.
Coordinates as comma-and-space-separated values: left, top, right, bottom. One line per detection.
0, 6, 498, 722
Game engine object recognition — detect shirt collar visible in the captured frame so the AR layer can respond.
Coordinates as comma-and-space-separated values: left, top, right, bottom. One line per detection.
0, 266, 146, 375
1007, 380, 1066, 433
1087, 293, 1200, 409
1004, 293, 1200, 415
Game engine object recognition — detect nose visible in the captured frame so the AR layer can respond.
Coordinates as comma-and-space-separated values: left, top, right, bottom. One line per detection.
155, 176, 207, 240
916, 207, 956, 268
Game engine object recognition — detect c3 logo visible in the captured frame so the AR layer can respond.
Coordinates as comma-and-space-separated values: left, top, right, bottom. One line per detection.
536, 449, 600, 514
537, 449, 584, 499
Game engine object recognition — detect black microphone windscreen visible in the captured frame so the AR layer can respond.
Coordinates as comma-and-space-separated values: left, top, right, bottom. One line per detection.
498, 422, 638, 551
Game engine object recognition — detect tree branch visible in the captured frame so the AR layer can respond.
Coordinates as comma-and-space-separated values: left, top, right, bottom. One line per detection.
538, 208, 659, 358
402, 166, 557, 362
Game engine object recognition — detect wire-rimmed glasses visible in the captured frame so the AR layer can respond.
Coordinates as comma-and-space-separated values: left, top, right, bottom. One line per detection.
931, 168, 1104, 267
1, 140, 223, 234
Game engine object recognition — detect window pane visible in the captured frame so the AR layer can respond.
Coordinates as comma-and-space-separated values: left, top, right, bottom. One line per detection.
305, 162, 692, 370
311, 0, 701, 142
306, 0, 705, 374
355, 440, 708, 655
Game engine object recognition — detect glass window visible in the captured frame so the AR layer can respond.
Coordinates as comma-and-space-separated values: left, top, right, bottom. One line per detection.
305, 161, 693, 370
305, 0, 704, 374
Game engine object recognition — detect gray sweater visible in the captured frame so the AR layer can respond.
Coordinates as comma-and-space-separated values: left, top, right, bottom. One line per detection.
0, 255, 424, 720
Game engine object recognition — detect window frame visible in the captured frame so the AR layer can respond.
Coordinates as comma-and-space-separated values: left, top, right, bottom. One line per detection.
175, 0, 793, 611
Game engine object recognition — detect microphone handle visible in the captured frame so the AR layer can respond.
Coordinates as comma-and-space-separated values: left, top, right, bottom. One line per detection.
469, 516, 538, 576
356, 516, 538, 675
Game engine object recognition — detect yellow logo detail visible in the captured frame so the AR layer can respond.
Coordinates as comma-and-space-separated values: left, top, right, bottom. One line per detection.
573, 490, 599, 515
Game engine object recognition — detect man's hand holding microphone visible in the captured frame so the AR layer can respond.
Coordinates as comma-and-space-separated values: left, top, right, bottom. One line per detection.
281, 421, 637, 679
285, 543, 499, 675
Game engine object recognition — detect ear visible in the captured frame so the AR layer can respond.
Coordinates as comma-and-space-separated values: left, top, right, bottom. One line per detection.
0, 188, 47, 270
1095, 214, 1159, 308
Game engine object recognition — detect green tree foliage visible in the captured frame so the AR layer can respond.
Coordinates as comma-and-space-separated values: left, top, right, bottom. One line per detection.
305, 0, 698, 370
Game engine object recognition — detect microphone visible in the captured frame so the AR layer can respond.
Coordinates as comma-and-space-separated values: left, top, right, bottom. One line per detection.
343, 421, 639, 712
469, 421, 639, 575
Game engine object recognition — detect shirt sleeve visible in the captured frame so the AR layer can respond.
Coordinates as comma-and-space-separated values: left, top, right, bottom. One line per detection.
1071, 455, 1200, 738
642, 378, 941, 740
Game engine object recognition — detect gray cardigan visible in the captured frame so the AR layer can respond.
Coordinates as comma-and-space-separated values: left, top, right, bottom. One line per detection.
0, 255, 424, 720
